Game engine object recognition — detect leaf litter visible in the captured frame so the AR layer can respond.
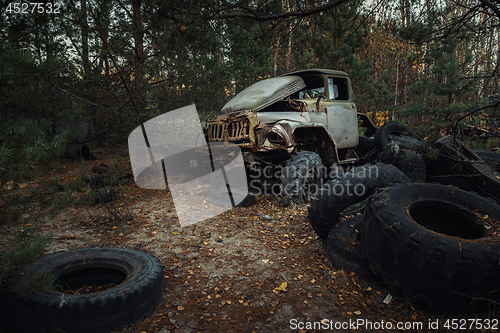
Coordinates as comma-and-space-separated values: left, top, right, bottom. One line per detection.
15, 154, 495, 333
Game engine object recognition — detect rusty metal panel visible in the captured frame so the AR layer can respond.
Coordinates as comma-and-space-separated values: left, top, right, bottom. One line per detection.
325, 104, 358, 149
221, 76, 306, 114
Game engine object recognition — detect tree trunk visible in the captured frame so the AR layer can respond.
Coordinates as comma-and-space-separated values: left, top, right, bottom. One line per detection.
81, 0, 90, 73
132, 0, 144, 93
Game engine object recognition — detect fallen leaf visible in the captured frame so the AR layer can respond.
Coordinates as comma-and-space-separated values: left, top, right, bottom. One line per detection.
273, 282, 288, 294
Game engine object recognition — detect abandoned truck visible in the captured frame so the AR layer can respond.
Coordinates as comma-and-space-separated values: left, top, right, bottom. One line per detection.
207, 69, 380, 204
206, 69, 500, 314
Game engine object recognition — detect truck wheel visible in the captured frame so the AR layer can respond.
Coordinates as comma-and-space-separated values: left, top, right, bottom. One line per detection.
374, 122, 416, 152
95, 186, 117, 203
396, 149, 427, 182
327, 217, 374, 278
394, 135, 421, 150
279, 151, 324, 205
473, 149, 500, 172
362, 183, 500, 312
1, 247, 164, 333
379, 145, 426, 182
308, 163, 409, 240
357, 136, 377, 151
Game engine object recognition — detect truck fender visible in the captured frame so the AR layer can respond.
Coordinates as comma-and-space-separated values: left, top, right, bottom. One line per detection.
291, 123, 339, 165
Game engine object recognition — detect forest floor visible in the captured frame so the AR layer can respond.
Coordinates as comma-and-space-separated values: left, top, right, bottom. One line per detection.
29, 150, 499, 333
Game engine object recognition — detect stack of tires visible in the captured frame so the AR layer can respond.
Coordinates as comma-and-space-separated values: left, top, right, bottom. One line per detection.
308, 122, 500, 313
362, 183, 500, 313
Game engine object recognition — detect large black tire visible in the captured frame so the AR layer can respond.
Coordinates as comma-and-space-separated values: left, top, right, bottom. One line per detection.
95, 185, 117, 203
378, 142, 426, 182
1, 247, 164, 333
394, 149, 427, 182
280, 151, 325, 205
308, 163, 409, 240
357, 136, 377, 151
394, 135, 421, 150
64, 144, 96, 160
473, 149, 500, 172
423, 136, 500, 200
374, 122, 416, 152
327, 217, 373, 278
362, 183, 500, 312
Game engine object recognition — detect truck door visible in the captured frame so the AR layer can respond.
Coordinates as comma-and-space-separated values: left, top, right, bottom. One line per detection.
325, 76, 358, 149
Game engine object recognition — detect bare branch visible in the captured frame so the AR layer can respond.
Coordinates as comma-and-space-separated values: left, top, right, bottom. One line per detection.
43, 77, 98, 106
478, 0, 500, 20
207, 0, 350, 22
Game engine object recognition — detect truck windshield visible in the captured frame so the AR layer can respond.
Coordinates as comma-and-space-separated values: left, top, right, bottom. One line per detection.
328, 77, 349, 100
296, 75, 325, 99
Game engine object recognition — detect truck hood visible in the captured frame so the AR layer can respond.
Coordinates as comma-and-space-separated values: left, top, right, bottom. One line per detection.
221, 76, 306, 115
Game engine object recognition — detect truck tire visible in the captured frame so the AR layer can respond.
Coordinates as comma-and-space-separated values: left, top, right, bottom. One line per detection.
280, 151, 324, 205
1, 247, 164, 333
394, 135, 421, 150
357, 136, 377, 151
473, 149, 500, 172
374, 122, 416, 152
394, 149, 427, 182
95, 186, 116, 203
362, 183, 500, 312
308, 163, 409, 240
327, 217, 373, 278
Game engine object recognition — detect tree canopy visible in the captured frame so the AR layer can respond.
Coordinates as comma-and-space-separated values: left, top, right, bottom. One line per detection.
1, 0, 500, 283
1, 0, 499, 140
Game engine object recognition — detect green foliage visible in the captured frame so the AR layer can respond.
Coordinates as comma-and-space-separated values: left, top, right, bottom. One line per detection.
225, 19, 273, 96
0, 233, 51, 282
0, 111, 87, 282
22, 271, 58, 296
410, 39, 476, 99
293, 0, 369, 73
401, 35, 483, 137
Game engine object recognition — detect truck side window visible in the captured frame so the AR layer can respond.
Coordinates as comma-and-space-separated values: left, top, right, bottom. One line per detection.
328, 77, 349, 101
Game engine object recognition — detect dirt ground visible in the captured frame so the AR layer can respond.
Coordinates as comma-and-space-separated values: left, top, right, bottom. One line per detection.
16, 154, 500, 332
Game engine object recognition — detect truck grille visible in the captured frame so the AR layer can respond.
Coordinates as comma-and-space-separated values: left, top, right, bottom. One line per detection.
208, 119, 251, 141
